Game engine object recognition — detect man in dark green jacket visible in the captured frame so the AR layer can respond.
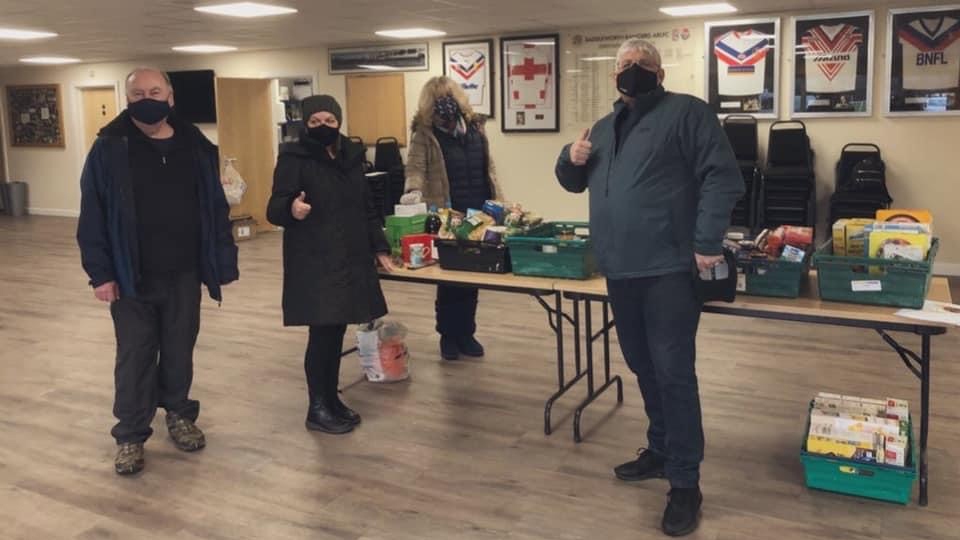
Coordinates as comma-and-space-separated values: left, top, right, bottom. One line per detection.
556, 38, 743, 537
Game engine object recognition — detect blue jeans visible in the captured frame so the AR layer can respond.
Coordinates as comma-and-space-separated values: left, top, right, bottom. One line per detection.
607, 272, 704, 488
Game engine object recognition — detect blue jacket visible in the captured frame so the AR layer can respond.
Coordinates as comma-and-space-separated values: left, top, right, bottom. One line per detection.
77, 111, 239, 301
556, 91, 744, 279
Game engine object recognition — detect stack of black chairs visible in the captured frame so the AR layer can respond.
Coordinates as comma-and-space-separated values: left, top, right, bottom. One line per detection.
373, 136, 406, 217
829, 143, 892, 226
759, 121, 816, 229
722, 115, 761, 230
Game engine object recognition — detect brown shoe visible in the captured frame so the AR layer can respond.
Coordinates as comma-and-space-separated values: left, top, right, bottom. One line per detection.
115, 442, 145, 475
166, 412, 206, 452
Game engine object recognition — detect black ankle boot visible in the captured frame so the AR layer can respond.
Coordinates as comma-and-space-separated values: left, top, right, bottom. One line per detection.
326, 348, 360, 426
306, 392, 355, 434
330, 392, 361, 426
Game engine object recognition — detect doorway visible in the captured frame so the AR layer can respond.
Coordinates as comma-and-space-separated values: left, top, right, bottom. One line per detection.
80, 87, 118, 152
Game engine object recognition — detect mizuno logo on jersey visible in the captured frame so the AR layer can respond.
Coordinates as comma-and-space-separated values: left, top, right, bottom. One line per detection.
802, 24, 863, 82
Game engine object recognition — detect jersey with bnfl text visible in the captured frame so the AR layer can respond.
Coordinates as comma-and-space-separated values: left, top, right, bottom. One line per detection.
802, 23, 864, 94
898, 16, 960, 91
715, 29, 770, 96
449, 49, 487, 106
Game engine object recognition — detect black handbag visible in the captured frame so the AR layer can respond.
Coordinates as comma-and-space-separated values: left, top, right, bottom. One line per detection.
693, 248, 738, 304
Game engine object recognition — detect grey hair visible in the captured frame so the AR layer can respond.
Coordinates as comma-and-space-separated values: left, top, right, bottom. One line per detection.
616, 38, 662, 68
125, 67, 172, 93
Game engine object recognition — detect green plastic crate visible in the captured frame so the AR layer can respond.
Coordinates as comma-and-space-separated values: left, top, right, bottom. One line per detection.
800, 404, 916, 505
736, 251, 811, 298
813, 238, 937, 309
505, 222, 597, 279
385, 215, 427, 256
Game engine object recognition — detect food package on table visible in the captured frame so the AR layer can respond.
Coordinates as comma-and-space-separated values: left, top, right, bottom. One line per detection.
783, 226, 813, 248
439, 210, 464, 240
504, 204, 524, 228
482, 200, 507, 225
221, 159, 247, 206
357, 320, 410, 383
455, 213, 492, 241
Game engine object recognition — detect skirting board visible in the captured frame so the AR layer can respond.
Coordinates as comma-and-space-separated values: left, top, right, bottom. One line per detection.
28, 208, 80, 218
934, 262, 960, 277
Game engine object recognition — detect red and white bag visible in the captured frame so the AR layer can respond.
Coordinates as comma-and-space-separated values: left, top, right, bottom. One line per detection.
356, 320, 410, 383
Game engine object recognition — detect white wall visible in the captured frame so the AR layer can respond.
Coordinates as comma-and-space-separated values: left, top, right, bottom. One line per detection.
2, 3, 959, 273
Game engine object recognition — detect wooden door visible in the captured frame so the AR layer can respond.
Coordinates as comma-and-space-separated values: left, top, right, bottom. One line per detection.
346, 73, 407, 146
81, 87, 118, 152
214, 78, 275, 229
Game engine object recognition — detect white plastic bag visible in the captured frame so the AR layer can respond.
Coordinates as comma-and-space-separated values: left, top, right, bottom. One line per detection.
221, 159, 247, 206
357, 320, 410, 383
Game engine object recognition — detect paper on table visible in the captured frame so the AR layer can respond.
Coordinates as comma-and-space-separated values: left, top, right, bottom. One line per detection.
895, 301, 960, 326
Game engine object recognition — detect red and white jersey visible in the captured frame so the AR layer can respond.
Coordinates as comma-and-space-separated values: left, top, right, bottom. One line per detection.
507, 45, 553, 110
448, 49, 487, 107
714, 29, 770, 96
802, 24, 863, 94
898, 16, 960, 91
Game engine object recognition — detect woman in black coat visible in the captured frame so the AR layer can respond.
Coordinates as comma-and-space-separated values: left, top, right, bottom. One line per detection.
267, 95, 395, 434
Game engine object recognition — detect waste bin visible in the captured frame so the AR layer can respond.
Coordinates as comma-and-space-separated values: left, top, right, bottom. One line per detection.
7, 181, 28, 217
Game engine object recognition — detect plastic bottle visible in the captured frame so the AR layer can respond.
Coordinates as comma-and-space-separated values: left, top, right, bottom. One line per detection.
425, 205, 442, 235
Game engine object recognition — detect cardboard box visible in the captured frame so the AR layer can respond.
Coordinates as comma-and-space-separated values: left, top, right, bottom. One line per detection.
885, 398, 910, 421
810, 409, 902, 437
876, 209, 933, 224
884, 435, 908, 467
231, 216, 256, 242
832, 220, 849, 256
806, 433, 881, 462
394, 203, 428, 217
844, 219, 875, 257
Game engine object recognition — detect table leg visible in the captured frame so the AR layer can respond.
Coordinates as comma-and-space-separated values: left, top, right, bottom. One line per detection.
920, 333, 930, 507
573, 298, 625, 443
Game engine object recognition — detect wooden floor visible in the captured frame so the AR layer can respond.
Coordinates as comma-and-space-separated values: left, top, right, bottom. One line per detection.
1, 215, 958, 540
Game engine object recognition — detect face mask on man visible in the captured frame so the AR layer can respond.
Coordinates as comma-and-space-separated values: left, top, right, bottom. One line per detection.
128, 98, 171, 125
307, 124, 340, 146
616, 63, 659, 98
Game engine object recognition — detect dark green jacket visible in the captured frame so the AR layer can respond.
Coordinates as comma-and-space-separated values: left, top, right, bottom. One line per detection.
556, 91, 743, 279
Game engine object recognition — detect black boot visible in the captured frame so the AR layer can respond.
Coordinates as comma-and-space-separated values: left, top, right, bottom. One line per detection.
327, 350, 361, 426
440, 335, 460, 360
306, 390, 355, 434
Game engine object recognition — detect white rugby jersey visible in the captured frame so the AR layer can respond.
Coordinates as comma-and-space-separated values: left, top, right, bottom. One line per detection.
507, 45, 553, 109
898, 16, 960, 91
802, 24, 864, 94
714, 29, 770, 96
449, 49, 487, 106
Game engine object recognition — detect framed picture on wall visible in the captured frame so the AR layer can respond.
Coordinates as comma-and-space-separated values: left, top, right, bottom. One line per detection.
328, 43, 429, 74
792, 11, 874, 117
885, 5, 960, 116
704, 18, 780, 118
443, 39, 495, 118
500, 34, 559, 132
5, 84, 65, 147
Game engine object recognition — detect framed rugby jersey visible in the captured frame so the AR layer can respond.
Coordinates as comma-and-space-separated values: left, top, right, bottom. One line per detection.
705, 18, 780, 118
886, 5, 960, 115
500, 34, 560, 132
444, 39, 495, 118
792, 12, 874, 117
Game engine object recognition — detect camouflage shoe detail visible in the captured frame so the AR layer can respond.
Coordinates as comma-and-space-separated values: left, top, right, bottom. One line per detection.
166, 412, 206, 452
115, 442, 145, 475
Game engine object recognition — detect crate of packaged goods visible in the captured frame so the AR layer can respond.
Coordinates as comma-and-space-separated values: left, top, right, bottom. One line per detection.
728, 226, 813, 298
505, 222, 596, 279
385, 214, 428, 257
435, 239, 511, 273
800, 394, 915, 504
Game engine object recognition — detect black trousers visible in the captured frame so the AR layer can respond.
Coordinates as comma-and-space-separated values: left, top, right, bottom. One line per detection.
110, 272, 201, 444
435, 285, 478, 338
607, 272, 704, 489
305, 325, 347, 400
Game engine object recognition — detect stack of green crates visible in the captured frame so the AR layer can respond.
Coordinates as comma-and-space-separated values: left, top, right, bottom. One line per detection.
813, 239, 938, 308
385, 215, 427, 257
505, 222, 596, 279
800, 403, 917, 504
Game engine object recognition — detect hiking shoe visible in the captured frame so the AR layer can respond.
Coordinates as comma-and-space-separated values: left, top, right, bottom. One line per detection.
166, 412, 206, 452
457, 336, 485, 357
614, 448, 667, 482
662, 487, 703, 537
115, 442, 145, 475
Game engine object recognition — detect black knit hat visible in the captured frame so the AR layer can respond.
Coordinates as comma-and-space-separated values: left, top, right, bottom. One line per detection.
301, 95, 342, 124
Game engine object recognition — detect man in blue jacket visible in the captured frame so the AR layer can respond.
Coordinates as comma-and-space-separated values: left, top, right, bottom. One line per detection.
77, 68, 238, 476
556, 39, 743, 536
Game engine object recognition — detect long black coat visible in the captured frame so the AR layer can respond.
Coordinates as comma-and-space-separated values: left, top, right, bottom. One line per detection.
267, 137, 389, 327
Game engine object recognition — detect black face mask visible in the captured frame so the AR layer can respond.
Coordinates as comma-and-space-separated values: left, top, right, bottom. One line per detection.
307, 124, 340, 146
128, 98, 171, 125
616, 64, 659, 98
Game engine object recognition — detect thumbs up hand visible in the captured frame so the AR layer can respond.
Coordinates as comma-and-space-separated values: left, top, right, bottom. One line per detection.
569, 128, 592, 166
292, 191, 312, 221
